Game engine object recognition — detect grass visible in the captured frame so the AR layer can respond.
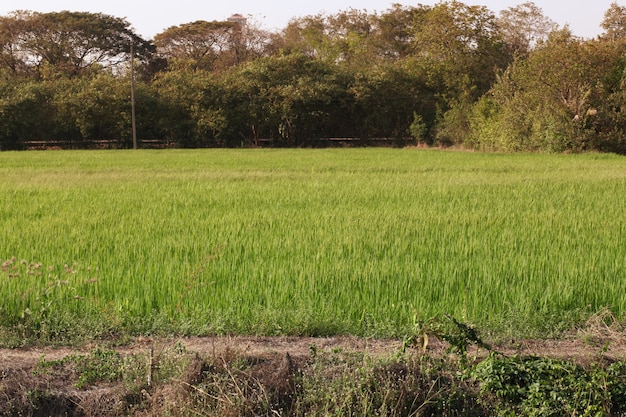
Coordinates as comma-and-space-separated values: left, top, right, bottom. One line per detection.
0, 148, 625, 343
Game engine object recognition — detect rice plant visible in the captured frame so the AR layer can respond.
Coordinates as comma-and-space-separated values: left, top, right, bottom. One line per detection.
1, 149, 625, 341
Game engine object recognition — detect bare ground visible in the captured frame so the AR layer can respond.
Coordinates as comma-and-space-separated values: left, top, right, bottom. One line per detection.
4, 327, 626, 370
2, 328, 626, 416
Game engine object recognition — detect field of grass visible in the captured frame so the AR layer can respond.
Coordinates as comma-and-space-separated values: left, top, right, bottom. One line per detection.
0, 148, 625, 344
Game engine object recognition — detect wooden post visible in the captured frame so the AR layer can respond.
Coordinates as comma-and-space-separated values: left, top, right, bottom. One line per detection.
130, 42, 138, 149
147, 343, 153, 386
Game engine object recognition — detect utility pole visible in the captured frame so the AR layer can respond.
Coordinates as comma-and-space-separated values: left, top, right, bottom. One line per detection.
130, 41, 138, 149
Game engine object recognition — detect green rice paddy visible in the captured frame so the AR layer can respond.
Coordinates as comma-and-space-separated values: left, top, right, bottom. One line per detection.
1, 149, 625, 340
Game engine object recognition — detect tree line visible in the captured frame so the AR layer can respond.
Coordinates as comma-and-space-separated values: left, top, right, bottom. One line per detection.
1, 2, 626, 153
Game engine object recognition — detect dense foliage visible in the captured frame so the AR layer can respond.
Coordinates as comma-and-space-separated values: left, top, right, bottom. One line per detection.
1, 2, 626, 153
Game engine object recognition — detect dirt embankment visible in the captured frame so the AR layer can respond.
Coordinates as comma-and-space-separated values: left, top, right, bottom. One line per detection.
4, 332, 626, 370
1, 333, 626, 417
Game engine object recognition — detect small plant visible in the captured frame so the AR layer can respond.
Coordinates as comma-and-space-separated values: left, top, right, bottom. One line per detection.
404, 314, 492, 367
34, 347, 123, 389
75, 347, 124, 389
472, 353, 626, 416
402, 311, 437, 354
440, 315, 493, 363
408, 112, 428, 145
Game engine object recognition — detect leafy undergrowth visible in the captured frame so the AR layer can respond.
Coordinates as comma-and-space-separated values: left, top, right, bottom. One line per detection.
2, 320, 626, 416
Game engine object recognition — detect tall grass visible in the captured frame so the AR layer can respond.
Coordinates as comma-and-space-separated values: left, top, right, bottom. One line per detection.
1, 149, 625, 341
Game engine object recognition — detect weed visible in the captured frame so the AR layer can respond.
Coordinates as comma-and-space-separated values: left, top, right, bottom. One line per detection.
34, 347, 123, 389
404, 314, 493, 369
473, 353, 626, 416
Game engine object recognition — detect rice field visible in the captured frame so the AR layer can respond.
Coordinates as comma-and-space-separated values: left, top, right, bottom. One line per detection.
1, 148, 625, 340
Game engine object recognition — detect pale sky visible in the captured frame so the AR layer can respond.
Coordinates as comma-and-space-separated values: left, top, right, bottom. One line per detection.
0, 0, 620, 40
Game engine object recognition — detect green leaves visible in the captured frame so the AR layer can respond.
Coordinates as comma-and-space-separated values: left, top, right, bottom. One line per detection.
35, 347, 123, 389
474, 354, 626, 416
467, 29, 626, 153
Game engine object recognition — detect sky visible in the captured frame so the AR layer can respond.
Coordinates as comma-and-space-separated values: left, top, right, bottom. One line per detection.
0, 0, 621, 40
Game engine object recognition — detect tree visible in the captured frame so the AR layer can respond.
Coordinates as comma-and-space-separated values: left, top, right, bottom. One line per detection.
410, 1, 510, 97
468, 29, 625, 153
217, 53, 351, 146
0, 11, 153, 78
347, 61, 433, 143
403, 1, 510, 145
151, 67, 221, 146
497, 2, 557, 55
0, 79, 57, 149
154, 17, 271, 72
54, 74, 136, 145
371, 4, 426, 61
601, 2, 626, 41
0, 12, 32, 78
277, 8, 410, 66
233, 18, 273, 66
324, 9, 377, 66
154, 20, 237, 71
276, 13, 356, 63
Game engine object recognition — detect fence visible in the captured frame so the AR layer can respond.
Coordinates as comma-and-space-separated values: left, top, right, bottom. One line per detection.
20, 137, 409, 150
